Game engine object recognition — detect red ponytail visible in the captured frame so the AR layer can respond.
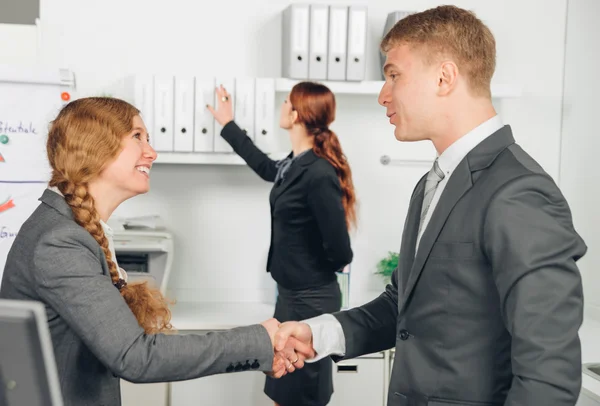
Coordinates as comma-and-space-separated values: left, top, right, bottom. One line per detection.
311, 128, 356, 229
289, 82, 357, 229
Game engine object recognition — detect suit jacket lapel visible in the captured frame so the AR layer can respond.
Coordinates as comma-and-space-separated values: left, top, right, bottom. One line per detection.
270, 150, 318, 204
399, 156, 473, 313
397, 177, 426, 294
40, 188, 74, 219
397, 125, 516, 314
271, 163, 306, 203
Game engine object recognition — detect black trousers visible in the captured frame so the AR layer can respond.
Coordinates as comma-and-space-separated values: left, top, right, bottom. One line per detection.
264, 280, 342, 406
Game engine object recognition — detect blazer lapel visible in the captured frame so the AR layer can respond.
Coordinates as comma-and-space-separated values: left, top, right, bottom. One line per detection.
399, 157, 473, 313
39, 188, 74, 219
270, 150, 319, 204
397, 124, 516, 314
271, 163, 306, 203
397, 176, 426, 294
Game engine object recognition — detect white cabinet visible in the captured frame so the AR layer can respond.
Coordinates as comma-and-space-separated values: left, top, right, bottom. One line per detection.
171, 370, 272, 406
169, 328, 272, 406
169, 352, 387, 406
329, 352, 386, 406
121, 380, 167, 406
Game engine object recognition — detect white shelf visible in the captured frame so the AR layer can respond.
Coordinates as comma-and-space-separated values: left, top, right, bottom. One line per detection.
275, 78, 522, 98
275, 78, 383, 95
155, 152, 246, 165
155, 150, 290, 165
0, 64, 75, 86
154, 78, 522, 165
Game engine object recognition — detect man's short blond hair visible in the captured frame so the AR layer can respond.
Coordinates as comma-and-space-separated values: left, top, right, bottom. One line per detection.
381, 5, 496, 98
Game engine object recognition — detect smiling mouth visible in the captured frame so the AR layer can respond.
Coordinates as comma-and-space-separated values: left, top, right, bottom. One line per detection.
136, 166, 150, 176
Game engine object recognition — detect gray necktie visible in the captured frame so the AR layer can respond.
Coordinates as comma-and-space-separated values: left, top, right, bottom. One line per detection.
418, 158, 445, 235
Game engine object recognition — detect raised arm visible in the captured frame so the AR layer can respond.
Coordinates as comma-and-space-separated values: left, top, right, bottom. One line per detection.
207, 85, 279, 182
220, 120, 279, 182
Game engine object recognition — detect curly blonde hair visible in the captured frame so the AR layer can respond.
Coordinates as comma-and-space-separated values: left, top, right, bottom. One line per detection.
47, 97, 172, 334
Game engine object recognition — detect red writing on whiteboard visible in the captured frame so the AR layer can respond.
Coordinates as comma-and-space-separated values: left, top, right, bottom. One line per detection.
0, 198, 15, 214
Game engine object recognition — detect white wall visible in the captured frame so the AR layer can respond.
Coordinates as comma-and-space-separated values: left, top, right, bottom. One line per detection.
559, 0, 600, 311
2, 0, 577, 306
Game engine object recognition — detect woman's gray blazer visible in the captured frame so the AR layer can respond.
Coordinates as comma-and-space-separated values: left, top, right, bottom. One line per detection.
0, 189, 273, 406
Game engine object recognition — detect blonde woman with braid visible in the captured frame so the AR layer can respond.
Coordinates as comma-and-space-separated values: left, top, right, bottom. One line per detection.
0, 97, 313, 406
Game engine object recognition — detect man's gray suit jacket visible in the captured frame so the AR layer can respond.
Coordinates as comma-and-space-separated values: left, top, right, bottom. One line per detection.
332, 126, 588, 406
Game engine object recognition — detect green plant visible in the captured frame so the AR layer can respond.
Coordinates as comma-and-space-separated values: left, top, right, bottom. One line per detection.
375, 251, 399, 283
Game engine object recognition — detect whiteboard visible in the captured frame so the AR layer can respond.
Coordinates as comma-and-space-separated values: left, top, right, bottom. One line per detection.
0, 65, 75, 182
0, 182, 48, 283
0, 65, 75, 285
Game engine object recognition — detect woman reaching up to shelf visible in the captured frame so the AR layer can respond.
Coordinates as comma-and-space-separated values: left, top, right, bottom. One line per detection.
207, 81, 356, 406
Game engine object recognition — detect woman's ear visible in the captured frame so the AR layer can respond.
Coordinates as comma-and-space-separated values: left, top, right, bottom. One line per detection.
290, 110, 299, 124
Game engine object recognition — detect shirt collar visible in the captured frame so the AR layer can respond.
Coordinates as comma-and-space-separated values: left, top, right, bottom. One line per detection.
292, 148, 310, 160
48, 185, 63, 196
436, 115, 503, 177
100, 220, 114, 237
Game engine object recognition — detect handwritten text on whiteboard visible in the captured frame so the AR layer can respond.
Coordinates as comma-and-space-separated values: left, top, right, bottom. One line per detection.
0, 121, 38, 135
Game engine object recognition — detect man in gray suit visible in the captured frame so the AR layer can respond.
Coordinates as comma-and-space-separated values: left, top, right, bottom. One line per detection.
274, 5, 587, 406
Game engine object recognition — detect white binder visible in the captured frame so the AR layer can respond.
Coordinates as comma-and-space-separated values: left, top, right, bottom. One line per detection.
308, 4, 329, 80
234, 78, 255, 141
327, 5, 348, 81
213, 77, 235, 153
152, 75, 174, 152
346, 6, 368, 81
282, 4, 310, 79
254, 78, 276, 154
194, 77, 215, 152
122, 75, 154, 148
380, 11, 414, 79
173, 76, 194, 152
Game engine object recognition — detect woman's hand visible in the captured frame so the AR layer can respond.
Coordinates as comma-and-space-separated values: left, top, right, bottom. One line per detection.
206, 84, 234, 126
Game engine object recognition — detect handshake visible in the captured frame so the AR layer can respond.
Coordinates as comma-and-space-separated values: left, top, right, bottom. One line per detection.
260, 318, 315, 378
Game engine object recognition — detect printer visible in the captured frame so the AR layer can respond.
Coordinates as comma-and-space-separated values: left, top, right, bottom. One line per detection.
112, 229, 174, 296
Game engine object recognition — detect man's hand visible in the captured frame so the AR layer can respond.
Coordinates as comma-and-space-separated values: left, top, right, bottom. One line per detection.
260, 319, 317, 378
274, 321, 315, 375
274, 321, 314, 353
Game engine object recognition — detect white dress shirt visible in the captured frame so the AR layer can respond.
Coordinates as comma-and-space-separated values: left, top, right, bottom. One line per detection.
304, 115, 504, 362
100, 220, 128, 282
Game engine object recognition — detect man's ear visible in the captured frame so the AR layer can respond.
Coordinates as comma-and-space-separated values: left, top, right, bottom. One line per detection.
438, 60, 459, 96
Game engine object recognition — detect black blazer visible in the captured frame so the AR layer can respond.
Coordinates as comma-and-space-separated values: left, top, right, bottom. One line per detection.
221, 121, 353, 290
